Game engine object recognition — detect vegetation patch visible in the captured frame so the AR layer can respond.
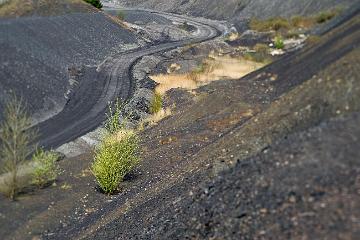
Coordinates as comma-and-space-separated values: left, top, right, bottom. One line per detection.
250, 8, 342, 34
0, 97, 36, 199
0, 96, 60, 199
91, 132, 139, 194
151, 54, 265, 94
105, 99, 124, 134
274, 36, 285, 49
32, 149, 60, 188
92, 102, 140, 194
150, 92, 163, 114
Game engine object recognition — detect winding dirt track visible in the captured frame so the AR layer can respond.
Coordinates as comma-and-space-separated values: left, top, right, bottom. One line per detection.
35, 7, 224, 149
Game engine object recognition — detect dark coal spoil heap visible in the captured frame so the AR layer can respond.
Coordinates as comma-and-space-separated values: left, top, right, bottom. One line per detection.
0, 12, 138, 121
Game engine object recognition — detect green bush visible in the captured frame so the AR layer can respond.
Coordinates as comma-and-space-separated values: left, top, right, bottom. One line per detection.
150, 92, 163, 114
0, 96, 36, 200
32, 149, 60, 188
274, 36, 285, 49
83, 0, 102, 9
91, 133, 139, 194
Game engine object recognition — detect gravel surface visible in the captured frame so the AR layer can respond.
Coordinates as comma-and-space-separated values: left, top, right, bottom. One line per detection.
0, 13, 138, 122
135, 112, 360, 240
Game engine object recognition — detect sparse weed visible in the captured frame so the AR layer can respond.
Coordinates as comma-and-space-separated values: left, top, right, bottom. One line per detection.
274, 36, 285, 49
150, 92, 163, 114
250, 8, 341, 37
316, 9, 338, 23
32, 149, 60, 188
105, 99, 124, 134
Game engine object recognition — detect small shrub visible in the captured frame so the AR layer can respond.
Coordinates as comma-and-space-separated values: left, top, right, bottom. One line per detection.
83, 0, 103, 9
32, 149, 59, 188
91, 133, 139, 194
150, 92, 163, 114
274, 36, 285, 49
105, 99, 123, 134
0, 96, 36, 200
316, 10, 337, 24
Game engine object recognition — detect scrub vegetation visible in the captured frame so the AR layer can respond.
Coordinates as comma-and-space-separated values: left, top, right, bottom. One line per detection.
250, 8, 342, 33
105, 99, 124, 134
274, 36, 285, 49
92, 102, 140, 194
32, 149, 60, 188
150, 92, 163, 114
0, 97, 61, 199
0, 97, 35, 199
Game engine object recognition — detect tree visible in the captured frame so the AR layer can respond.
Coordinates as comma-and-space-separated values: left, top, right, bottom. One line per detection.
0, 96, 36, 200
83, 0, 103, 9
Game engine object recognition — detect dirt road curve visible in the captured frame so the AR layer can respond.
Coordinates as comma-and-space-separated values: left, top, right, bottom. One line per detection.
35, 7, 224, 149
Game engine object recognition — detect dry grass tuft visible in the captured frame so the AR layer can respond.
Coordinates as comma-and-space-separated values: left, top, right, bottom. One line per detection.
151, 54, 265, 94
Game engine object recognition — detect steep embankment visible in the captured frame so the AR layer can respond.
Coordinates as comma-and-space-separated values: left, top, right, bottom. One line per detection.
82, 8, 360, 239
0, 0, 139, 122
114, 0, 354, 21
